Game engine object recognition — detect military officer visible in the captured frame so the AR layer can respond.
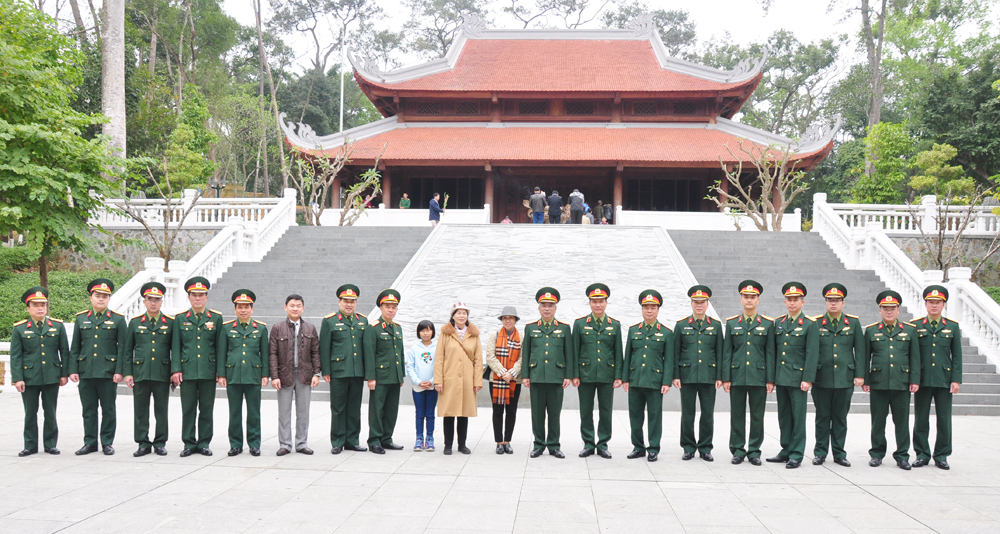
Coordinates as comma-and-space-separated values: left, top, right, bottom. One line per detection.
766, 282, 819, 469
11, 287, 69, 456
571, 283, 623, 459
622, 290, 672, 462
673, 285, 723, 461
320, 284, 368, 454
721, 280, 774, 466
811, 283, 865, 467
122, 282, 174, 457
863, 290, 920, 470
171, 277, 223, 457
912, 285, 961, 470
363, 289, 406, 454
217, 290, 269, 456
69, 278, 127, 455
522, 287, 574, 459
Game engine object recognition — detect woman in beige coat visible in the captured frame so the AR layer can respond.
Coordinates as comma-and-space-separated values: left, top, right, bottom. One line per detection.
434, 302, 483, 455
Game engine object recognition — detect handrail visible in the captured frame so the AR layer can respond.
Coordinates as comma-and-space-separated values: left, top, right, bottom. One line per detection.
948, 268, 1000, 365
0, 341, 10, 391
93, 190, 286, 228
828, 195, 999, 235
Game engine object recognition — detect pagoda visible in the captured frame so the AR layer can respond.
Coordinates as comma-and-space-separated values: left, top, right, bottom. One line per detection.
279, 14, 839, 223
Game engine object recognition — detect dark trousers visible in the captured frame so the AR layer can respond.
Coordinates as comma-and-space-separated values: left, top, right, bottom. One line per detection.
413, 389, 438, 438
491, 383, 521, 442
529, 382, 563, 451
133, 380, 170, 448
180, 378, 215, 450
367, 383, 400, 447
869, 389, 911, 462
579, 382, 614, 450
443, 416, 468, 448
628, 387, 663, 453
775, 385, 808, 461
22, 384, 59, 450
330, 377, 364, 448
679, 382, 715, 454
79, 378, 117, 446
548, 211, 561, 224
812, 386, 853, 459
227, 384, 261, 449
570, 209, 584, 224
532, 212, 544, 224
913, 387, 953, 462
729, 385, 766, 459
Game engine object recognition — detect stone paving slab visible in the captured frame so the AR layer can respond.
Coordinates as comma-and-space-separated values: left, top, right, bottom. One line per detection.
0, 390, 998, 533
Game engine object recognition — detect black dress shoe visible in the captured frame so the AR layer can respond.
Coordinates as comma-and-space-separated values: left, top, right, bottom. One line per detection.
700, 452, 714, 462
579, 448, 595, 458
529, 448, 544, 458
869, 457, 882, 467
812, 457, 825, 465
681, 452, 695, 461
749, 457, 762, 466
102, 445, 115, 455
834, 457, 851, 467
935, 460, 950, 470
503, 444, 513, 454
444, 447, 453, 455
383, 442, 404, 451
550, 450, 565, 459
199, 448, 213, 456
331, 447, 343, 455
731, 456, 744, 465
627, 449, 646, 460
154, 447, 167, 456
370, 445, 385, 455
911, 458, 928, 468
496, 444, 505, 455
75, 444, 98, 455
249, 448, 261, 456
766, 455, 789, 463
296, 447, 314, 455
647, 452, 658, 462
786, 459, 801, 469
346, 445, 368, 452
276, 448, 291, 456
18, 448, 37, 457
133, 447, 151, 457
180, 449, 195, 457
458, 446, 471, 455
597, 449, 612, 459
897, 459, 911, 470
228, 447, 242, 456
44, 447, 59, 455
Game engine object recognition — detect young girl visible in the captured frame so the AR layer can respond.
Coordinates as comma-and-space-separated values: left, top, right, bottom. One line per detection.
405, 320, 438, 451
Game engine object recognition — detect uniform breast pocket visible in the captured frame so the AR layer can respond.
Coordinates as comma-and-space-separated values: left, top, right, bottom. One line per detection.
100, 325, 118, 338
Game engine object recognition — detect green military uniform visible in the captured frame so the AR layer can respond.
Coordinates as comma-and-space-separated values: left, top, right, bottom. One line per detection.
623, 290, 672, 458
218, 290, 269, 453
363, 289, 405, 449
913, 285, 961, 468
523, 287, 573, 455
674, 285, 723, 457
811, 283, 865, 463
11, 287, 69, 455
122, 282, 175, 454
321, 284, 367, 451
864, 290, 921, 465
571, 283, 623, 454
399, 197, 411, 209
172, 277, 222, 455
722, 282, 775, 463
69, 279, 126, 451
769, 283, 819, 465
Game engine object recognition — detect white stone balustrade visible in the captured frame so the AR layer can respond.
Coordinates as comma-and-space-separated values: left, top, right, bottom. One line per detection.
829, 195, 999, 236
615, 205, 802, 231
317, 203, 491, 226
92, 189, 288, 229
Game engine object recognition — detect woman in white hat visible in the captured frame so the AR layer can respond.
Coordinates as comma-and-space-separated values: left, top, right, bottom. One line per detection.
434, 302, 483, 454
484, 306, 522, 455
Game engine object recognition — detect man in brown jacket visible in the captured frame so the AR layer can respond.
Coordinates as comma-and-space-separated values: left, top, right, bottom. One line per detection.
269, 294, 321, 455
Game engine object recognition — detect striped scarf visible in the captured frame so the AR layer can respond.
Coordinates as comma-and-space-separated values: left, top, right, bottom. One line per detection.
490, 328, 521, 405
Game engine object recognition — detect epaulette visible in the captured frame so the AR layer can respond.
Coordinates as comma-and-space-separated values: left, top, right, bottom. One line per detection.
357, 313, 367, 319
13, 319, 27, 327
901, 321, 915, 327
76, 310, 89, 315
223, 319, 236, 325
760, 315, 773, 321
845, 313, 858, 319
163, 314, 175, 320
631, 321, 643, 328
50, 317, 63, 323
255, 320, 266, 325
726, 315, 739, 321
324, 312, 338, 319
864, 322, 880, 328
944, 317, 958, 324
370, 317, 381, 325
110, 310, 124, 316
808, 315, 823, 321
209, 309, 223, 316
132, 313, 145, 320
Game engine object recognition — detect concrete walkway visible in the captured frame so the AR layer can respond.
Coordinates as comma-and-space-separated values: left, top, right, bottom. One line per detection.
1, 391, 998, 533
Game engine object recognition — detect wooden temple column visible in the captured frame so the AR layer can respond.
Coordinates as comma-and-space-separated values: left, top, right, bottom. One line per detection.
719, 167, 729, 212
484, 164, 495, 212
613, 164, 623, 216
381, 165, 392, 207
330, 173, 342, 209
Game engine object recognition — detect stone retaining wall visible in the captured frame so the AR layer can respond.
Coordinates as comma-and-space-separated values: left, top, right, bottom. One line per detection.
891, 235, 1000, 287
57, 229, 218, 272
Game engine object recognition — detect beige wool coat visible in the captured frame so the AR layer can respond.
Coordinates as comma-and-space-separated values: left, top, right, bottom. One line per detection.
434, 323, 483, 417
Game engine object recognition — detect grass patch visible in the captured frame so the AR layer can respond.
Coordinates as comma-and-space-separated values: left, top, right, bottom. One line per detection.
985, 287, 1000, 305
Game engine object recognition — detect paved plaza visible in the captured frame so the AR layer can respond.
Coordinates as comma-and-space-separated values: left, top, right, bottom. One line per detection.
1, 389, 999, 533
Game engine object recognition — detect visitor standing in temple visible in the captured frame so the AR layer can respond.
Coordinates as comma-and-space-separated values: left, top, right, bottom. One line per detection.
547, 190, 563, 223
569, 189, 585, 224
529, 187, 546, 224
429, 193, 445, 227
269, 294, 321, 456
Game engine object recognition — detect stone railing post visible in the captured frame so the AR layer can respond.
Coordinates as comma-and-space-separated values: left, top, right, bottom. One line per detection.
945, 267, 972, 321
920, 195, 937, 233
144, 257, 166, 282
860, 228, 875, 270
228, 216, 245, 261
166, 260, 187, 311
849, 227, 865, 269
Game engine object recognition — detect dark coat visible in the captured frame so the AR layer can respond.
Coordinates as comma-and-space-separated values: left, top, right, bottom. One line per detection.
429, 198, 444, 221
529, 192, 546, 212
268, 319, 321, 385
547, 194, 563, 215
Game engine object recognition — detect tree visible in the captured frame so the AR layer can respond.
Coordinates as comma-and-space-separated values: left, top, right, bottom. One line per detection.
600, 2, 696, 57
103, 0, 127, 160
907, 185, 998, 282
404, 0, 491, 58
708, 140, 809, 231
505, 0, 612, 29
288, 144, 354, 226
851, 121, 913, 203
0, 1, 119, 287
909, 143, 975, 198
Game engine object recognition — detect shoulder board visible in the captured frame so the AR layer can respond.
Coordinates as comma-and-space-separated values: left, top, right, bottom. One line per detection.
901, 321, 915, 327
209, 309, 223, 316
864, 322, 880, 329
845, 313, 859, 319
131, 314, 145, 320
254, 320, 266, 325
76, 310, 88, 315
760, 315, 773, 321
804, 316, 817, 322
324, 312, 338, 319
222, 319, 236, 325
607, 315, 616, 323
13, 319, 27, 327
370, 318, 381, 325
163, 314, 175, 320
726, 315, 739, 321
945, 317, 958, 324
576, 315, 589, 322
357, 313, 367, 319
49, 317, 63, 323
630, 322, 642, 328
110, 310, 124, 316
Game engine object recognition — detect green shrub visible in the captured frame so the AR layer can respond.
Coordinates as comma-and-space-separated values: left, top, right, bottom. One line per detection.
985, 287, 1000, 305
0, 247, 40, 282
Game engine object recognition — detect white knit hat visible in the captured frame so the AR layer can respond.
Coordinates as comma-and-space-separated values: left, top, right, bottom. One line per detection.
450, 301, 470, 317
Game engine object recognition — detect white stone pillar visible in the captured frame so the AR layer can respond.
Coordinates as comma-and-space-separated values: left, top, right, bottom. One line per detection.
921, 195, 937, 233
166, 260, 187, 312
228, 216, 245, 261
945, 267, 972, 322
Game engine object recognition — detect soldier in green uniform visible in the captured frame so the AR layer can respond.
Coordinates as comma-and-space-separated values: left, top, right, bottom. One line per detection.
722, 280, 774, 466
571, 283, 623, 459
364, 289, 406, 454
766, 282, 819, 469
11, 287, 69, 456
863, 290, 920, 470
217, 290, 269, 456
321, 284, 369, 454
69, 278, 127, 455
811, 283, 865, 467
912, 285, 961, 470
122, 282, 174, 457
673, 285, 723, 461
171, 277, 223, 457
522, 287, 573, 459
623, 290, 672, 462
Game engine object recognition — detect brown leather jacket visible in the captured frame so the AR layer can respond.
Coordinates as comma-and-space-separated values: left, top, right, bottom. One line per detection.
268, 319, 321, 385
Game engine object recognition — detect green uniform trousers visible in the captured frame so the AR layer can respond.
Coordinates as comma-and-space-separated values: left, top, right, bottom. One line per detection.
367, 383, 400, 448
133, 380, 170, 448
775, 385, 808, 461
729, 385, 766, 459
913, 387, 952, 462
180, 379, 215, 451
869, 389, 911, 462
79, 378, 117, 446
628, 387, 662, 453
22, 384, 59, 450
812, 386, 853, 460
331, 377, 365, 448
530, 383, 564, 452
578, 382, 614, 451
227, 384, 261, 449
680, 383, 715, 454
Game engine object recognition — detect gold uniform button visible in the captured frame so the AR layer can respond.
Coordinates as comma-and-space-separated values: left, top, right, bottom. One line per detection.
833, 344, 837, 347
891, 364, 894, 367
597, 358, 601, 362
152, 357, 155, 361
242, 360, 245, 363
746, 361, 750, 365
42, 361, 46, 364
197, 355, 201, 358
834, 364, 837, 368
197, 345, 201, 349
544, 360, 548, 363
698, 359, 702, 363
747, 341, 750, 345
